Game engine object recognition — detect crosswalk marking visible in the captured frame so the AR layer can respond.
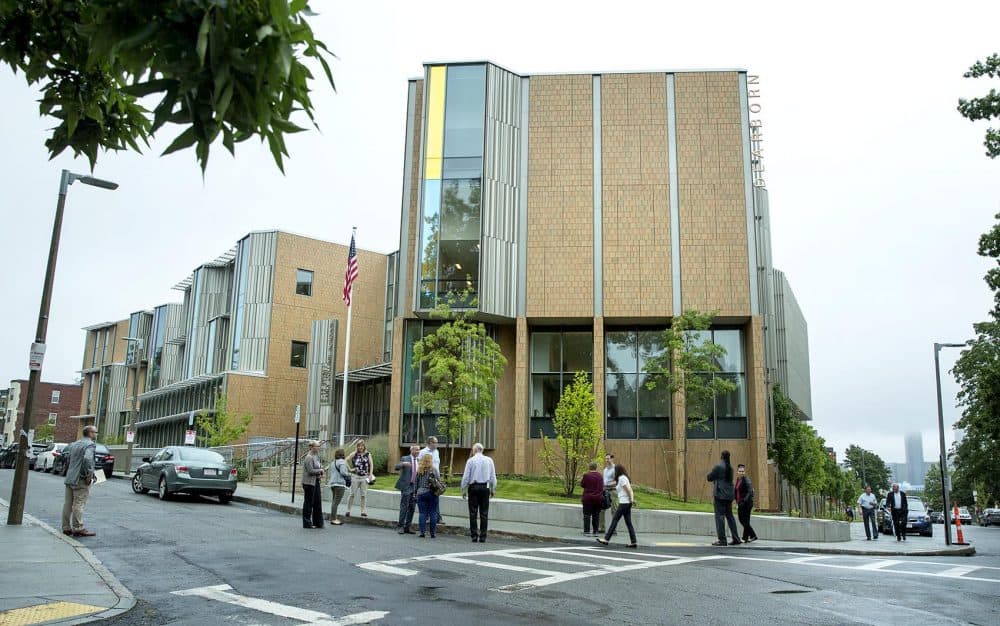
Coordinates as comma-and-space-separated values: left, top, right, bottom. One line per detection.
436, 554, 565, 576
938, 565, 980, 578
855, 559, 904, 570
172, 584, 389, 625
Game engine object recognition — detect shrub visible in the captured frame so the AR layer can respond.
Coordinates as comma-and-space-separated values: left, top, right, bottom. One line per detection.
365, 434, 390, 474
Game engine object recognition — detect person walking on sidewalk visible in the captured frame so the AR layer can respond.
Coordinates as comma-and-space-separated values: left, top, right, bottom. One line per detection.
62, 425, 97, 537
415, 454, 439, 538
345, 439, 374, 518
886, 482, 908, 542
857, 485, 879, 540
734, 463, 758, 542
596, 464, 637, 548
600, 453, 617, 533
301, 441, 325, 529
327, 448, 350, 526
461, 443, 497, 543
580, 462, 604, 536
395, 445, 420, 534
707, 450, 741, 546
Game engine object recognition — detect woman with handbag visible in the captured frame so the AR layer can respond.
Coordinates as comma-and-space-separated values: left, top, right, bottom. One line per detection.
596, 464, 637, 548
414, 454, 440, 538
345, 439, 374, 518
580, 462, 605, 536
327, 448, 350, 526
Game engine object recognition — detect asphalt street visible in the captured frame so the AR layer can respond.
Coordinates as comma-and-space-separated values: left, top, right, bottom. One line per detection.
3, 470, 999, 625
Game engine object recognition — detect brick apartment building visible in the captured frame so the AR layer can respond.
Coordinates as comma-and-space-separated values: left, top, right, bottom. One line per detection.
2, 379, 82, 444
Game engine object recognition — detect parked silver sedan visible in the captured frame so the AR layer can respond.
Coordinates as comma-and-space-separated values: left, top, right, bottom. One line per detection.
132, 446, 237, 503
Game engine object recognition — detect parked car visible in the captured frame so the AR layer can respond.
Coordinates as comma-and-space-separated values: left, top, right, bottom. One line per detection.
54, 443, 115, 479
0, 444, 18, 469
956, 507, 973, 524
26, 442, 50, 470
132, 446, 236, 503
929, 509, 945, 524
878, 496, 933, 537
981, 508, 1000, 526
35, 443, 69, 472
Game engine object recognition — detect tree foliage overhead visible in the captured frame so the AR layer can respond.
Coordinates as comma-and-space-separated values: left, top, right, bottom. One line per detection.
539, 371, 604, 497
842, 444, 891, 494
0, 0, 335, 172
950, 212, 1000, 509
411, 294, 507, 476
958, 53, 1000, 158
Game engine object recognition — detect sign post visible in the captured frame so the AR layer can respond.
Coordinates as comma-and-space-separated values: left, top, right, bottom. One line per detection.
291, 405, 301, 503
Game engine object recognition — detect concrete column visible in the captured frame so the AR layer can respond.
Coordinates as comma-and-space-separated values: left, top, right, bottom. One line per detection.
386, 317, 406, 468
513, 316, 529, 474
593, 316, 604, 433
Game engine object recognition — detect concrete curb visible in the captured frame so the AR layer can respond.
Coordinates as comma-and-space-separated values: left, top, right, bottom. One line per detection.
744, 543, 977, 557
21, 511, 137, 624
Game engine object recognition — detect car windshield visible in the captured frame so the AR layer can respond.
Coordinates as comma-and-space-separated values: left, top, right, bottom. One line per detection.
959, 507, 970, 514
909, 500, 925, 512
177, 448, 225, 463
95, 444, 110, 455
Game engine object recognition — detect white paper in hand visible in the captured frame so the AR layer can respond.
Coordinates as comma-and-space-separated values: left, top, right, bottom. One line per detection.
93, 472, 107, 485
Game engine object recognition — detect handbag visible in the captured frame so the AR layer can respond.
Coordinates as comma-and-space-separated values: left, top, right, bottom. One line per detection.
428, 473, 447, 497
602, 489, 612, 510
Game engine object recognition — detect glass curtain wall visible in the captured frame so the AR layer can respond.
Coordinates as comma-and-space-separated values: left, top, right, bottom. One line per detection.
230, 237, 250, 370
418, 64, 486, 309
605, 329, 671, 439
685, 329, 748, 439
146, 305, 168, 391
529, 331, 593, 438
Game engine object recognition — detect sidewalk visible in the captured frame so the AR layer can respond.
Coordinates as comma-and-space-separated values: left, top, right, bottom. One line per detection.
0, 498, 134, 626
233, 483, 976, 557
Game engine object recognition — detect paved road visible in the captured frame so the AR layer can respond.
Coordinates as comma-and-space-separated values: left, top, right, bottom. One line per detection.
4, 470, 999, 625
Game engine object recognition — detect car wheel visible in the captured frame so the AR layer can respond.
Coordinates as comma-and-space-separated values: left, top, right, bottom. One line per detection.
104, 468, 113, 480
218, 493, 232, 504
60, 463, 68, 477
157, 476, 171, 500
132, 473, 149, 494
44, 462, 52, 473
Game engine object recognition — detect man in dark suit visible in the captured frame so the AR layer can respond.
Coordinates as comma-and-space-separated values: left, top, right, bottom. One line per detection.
395, 445, 420, 534
885, 482, 909, 541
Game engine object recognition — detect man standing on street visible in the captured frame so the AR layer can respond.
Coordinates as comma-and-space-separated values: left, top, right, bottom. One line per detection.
62, 425, 97, 537
734, 464, 758, 542
886, 482, 908, 542
857, 485, 879, 540
600, 453, 617, 533
395, 445, 420, 534
461, 443, 497, 543
301, 441, 325, 529
418, 436, 444, 525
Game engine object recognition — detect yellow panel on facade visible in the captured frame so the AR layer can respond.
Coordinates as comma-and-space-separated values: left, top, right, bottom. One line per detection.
424, 65, 446, 179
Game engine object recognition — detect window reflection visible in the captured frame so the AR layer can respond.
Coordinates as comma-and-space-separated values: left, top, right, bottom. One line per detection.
529, 330, 594, 438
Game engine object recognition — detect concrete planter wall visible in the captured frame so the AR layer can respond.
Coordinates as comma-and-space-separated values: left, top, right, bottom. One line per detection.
362, 488, 850, 542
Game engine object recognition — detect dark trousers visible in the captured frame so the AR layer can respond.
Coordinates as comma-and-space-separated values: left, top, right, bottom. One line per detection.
714, 498, 740, 543
582, 501, 601, 534
468, 483, 491, 538
417, 491, 439, 536
302, 484, 324, 527
605, 502, 637, 544
398, 490, 416, 529
862, 507, 878, 539
737, 500, 757, 540
891, 510, 906, 540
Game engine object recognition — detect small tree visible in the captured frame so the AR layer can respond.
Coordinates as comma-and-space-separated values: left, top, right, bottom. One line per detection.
643, 309, 737, 501
539, 371, 604, 497
411, 295, 507, 476
842, 444, 892, 494
196, 394, 252, 448
924, 463, 944, 512
34, 422, 54, 442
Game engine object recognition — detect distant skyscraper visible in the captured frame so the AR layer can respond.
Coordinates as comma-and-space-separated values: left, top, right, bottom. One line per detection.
904, 432, 923, 485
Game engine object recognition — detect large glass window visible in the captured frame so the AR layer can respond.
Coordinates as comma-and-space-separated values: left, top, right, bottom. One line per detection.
685, 329, 748, 439
296, 269, 313, 296
230, 238, 249, 369
606, 329, 670, 439
530, 331, 593, 438
147, 304, 168, 390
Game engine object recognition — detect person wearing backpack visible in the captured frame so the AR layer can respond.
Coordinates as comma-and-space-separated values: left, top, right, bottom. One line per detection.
734, 463, 758, 542
414, 454, 440, 538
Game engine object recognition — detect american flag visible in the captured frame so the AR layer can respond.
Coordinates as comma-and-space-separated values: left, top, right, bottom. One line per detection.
342, 232, 359, 306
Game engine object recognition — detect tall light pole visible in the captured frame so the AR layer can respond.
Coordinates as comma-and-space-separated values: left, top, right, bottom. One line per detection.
934, 341, 964, 546
7, 170, 118, 525
121, 336, 143, 477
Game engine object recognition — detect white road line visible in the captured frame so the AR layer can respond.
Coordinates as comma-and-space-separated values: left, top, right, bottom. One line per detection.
783, 555, 832, 564
724, 556, 1000, 585
495, 552, 621, 569
171, 584, 389, 624
855, 560, 904, 570
938, 565, 980, 578
358, 562, 419, 577
492, 555, 724, 593
436, 555, 565, 576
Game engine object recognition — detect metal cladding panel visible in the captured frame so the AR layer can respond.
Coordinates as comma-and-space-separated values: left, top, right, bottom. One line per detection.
187, 265, 233, 378
773, 269, 812, 420
160, 304, 186, 387
105, 363, 129, 432
306, 319, 338, 438
480, 64, 522, 318
239, 231, 277, 374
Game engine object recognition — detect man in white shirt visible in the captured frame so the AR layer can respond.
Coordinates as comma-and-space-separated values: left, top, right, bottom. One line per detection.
600, 453, 617, 533
857, 485, 879, 540
461, 443, 497, 543
418, 436, 443, 524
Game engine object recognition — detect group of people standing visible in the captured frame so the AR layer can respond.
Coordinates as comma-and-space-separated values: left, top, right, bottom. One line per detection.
300, 437, 377, 529
708, 450, 758, 546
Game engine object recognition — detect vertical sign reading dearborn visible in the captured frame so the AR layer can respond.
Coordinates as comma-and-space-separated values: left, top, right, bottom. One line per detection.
747, 75, 764, 188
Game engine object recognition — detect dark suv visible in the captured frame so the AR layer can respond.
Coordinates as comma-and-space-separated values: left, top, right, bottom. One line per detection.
54, 443, 115, 479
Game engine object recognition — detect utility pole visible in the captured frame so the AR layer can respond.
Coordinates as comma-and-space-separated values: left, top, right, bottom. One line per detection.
934, 342, 964, 546
291, 404, 301, 503
7, 170, 118, 525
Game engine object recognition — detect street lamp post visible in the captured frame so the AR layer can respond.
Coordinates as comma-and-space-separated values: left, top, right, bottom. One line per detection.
7, 170, 118, 525
934, 341, 964, 546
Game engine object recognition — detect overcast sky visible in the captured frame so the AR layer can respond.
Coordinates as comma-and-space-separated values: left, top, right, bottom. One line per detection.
1, 1, 997, 465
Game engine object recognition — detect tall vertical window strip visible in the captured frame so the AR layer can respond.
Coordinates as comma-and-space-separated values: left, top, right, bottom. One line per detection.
230, 238, 249, 370
685, 329, 748, 440
529, 331, 594, 438
126, 312, 140, 365
419, 64, 486, 310
185, 270, 202, 378
605, 329, 671, 439
148, 305, 167, 390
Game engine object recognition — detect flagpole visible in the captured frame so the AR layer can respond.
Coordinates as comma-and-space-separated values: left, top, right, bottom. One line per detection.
338, 226, 357, 448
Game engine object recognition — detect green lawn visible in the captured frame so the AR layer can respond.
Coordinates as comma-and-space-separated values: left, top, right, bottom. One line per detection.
490, 475, 715, 513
